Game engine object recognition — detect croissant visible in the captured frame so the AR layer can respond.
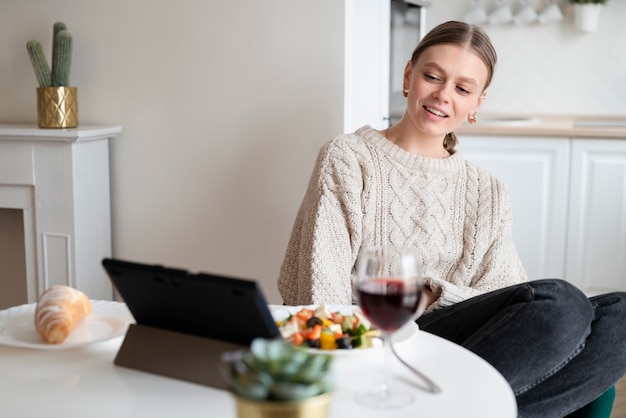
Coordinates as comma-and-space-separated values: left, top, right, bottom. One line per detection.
34, 285, 92, 344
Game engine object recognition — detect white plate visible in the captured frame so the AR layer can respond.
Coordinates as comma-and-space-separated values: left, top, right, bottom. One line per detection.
269, 304, 418, 355
0, 300, 134, 350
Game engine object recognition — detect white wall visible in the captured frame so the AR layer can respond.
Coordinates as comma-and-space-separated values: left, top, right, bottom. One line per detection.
0, 1, 344, 303
426, 0, 626, 115
1, 0, 625, 304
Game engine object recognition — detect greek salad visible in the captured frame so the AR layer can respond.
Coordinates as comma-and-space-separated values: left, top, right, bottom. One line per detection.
275, 305, 380, 351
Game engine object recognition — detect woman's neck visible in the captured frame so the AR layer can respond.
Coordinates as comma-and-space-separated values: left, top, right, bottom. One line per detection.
380, 124, 450, 159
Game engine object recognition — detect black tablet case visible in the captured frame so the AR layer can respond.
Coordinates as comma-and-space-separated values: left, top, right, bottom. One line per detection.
101, 258, 280, 388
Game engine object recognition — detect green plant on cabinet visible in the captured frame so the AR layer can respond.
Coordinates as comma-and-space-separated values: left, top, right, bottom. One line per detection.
26, 21, 73, 87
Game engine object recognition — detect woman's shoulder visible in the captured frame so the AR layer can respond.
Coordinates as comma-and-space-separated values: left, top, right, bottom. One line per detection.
461, 156, 508, 190
460, 157, 513, 218
317, 126, 379, 163
307, 127, 377, 192
323, 125, 377, 150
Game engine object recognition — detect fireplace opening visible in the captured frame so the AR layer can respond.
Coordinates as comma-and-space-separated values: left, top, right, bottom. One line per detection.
0, 208, 28, 309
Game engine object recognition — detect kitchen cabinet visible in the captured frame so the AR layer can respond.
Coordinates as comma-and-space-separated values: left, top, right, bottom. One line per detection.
458, 134, 626, 295
458, 135, 570, 284
566, 139, 626, 294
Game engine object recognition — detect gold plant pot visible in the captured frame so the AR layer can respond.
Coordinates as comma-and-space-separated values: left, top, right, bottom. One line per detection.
235, 392, 332, 418
36, 86, 78, 128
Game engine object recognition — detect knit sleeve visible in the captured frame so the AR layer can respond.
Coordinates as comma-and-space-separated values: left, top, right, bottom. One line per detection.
424, 177, 528, 311
277, 138, 364, 306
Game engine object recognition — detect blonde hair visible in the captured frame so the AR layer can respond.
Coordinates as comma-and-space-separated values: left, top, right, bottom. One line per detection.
409, 21, 497, 154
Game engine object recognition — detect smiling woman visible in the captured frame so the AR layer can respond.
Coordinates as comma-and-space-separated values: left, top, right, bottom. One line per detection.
392, 20, 496, 156
390, 42, 489, 156
277, 20, 626, 418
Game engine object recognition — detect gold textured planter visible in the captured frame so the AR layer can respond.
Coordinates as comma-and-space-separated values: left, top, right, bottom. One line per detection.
37, 86, 78, 128
235, 393, 332, 418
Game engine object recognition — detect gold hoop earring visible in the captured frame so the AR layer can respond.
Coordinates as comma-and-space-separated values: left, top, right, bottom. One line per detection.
468, 112, 477, 125
402, 88, 409, 98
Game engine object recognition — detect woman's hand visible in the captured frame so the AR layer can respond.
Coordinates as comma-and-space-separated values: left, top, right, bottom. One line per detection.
421, 285, 437, 312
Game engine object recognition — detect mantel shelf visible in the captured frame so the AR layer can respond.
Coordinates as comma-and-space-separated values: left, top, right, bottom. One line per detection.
0, 124, 122, 143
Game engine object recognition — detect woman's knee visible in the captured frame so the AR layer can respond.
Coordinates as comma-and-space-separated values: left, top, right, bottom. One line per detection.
529, 279, 590, 307
525, 279, 593, 337
591, 291, 626, 313
590, 292, 626, 337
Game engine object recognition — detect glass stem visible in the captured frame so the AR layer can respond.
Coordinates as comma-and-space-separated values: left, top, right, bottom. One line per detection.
382, 333, 392, 396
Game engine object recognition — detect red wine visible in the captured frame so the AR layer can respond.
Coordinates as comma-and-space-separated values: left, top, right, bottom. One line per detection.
358, 278, 422, 332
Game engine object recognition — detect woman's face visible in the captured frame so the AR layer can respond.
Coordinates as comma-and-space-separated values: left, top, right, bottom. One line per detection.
403, 43, 489, 138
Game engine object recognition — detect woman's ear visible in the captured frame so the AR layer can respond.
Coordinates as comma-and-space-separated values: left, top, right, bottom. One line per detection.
403, 60, 413, 90
476, 90, 487, 111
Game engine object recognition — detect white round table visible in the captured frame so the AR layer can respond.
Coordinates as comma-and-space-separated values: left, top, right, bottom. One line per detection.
0, 309, 516, 418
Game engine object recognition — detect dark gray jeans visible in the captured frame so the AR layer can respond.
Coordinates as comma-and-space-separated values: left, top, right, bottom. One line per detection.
416, 279, 626, 418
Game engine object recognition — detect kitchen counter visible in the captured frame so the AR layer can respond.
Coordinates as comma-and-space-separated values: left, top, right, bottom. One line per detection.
455, 114, 626, 138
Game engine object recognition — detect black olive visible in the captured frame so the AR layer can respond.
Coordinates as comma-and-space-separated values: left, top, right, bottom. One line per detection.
336, 336, 352, 349
305, 339, 321, 348
305, 316, 323, 329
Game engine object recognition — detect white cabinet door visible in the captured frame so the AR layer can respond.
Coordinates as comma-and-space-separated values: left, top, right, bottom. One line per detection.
458, 136, 571, 282
567, 139, 626, 294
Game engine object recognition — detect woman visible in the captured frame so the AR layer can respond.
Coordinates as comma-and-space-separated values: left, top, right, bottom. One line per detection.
278, 20, 626, 417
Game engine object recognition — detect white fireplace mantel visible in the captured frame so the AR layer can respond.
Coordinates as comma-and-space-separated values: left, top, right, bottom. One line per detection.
0, 124, 121, 304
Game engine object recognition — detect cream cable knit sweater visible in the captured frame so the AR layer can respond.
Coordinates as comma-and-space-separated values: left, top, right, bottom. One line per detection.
278, 126, 527, 311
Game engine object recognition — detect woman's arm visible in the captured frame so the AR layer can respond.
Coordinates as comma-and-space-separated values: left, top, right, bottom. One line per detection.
423, 180, 528, 312
278, 139, 365, 305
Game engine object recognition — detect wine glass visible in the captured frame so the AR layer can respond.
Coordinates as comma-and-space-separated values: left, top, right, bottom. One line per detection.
355, 246, 424, 408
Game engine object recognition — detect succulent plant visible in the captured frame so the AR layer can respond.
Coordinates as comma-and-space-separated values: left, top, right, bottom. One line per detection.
26, 21, 73, 88
221, 338, 334, 401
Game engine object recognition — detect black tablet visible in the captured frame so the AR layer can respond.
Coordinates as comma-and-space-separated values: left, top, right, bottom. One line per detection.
101, 258, 280, 346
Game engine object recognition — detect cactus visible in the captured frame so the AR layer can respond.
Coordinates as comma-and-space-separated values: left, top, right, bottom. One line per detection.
26, 40, 52, 87
26, 21, 73, 87
50, 21, 67, 84
53, 21, 67, 38
221, 338, 334, 401
51, 30, 72, 86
